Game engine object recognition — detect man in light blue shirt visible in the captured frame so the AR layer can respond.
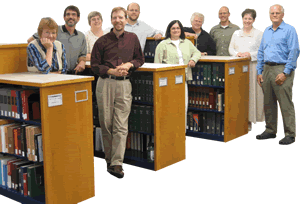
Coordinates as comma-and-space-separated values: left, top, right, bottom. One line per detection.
125, 3, 163, 51
256, 4, 299, 145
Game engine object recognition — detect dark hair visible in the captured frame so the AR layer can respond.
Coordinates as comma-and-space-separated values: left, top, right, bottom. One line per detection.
64, 5, 80, 17
242, 9, 256, 20
165, 20, 185, 40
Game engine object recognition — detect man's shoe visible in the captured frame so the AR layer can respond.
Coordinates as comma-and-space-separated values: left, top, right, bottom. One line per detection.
107, 163, 111, 172
279, 136, 295, 145
256, 131, 276, 140
108, 165, 124, 179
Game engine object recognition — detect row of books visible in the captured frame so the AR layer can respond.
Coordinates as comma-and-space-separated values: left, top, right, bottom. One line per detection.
0, 155, 45, 198
144, 40, 161, 58
188, 63, 225, 87
0, 122, 43, 162
0, 87, 40, 121
125, 132, 154, 162
130, 72, 153, 104
129, 105, 154, 134
94, 128, 154, 162
188, 87, 225, 111
187, 111, 224, 136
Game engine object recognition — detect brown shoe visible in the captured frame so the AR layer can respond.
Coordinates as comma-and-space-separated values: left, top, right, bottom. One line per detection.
109, 165, 124, 179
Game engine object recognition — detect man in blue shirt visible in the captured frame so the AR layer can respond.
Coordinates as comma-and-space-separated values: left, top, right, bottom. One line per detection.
256, 4, 299, 145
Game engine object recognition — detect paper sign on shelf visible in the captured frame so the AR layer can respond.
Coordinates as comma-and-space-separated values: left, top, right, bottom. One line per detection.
48, 94, 63, 107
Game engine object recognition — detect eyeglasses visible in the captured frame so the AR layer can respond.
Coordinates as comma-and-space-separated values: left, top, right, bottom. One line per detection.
270, 12, 282, 15
66, 13, 77, 17
129, 9, 139, 12
219, 12, 228, 15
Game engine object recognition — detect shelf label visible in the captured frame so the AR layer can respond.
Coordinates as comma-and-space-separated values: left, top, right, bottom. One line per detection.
229, 67, 235, 75
48, 93, 63, 107
159, 77, 168, 87
243, 65, 248, 73
75, 90, 88, 103
175, 75, 183, 84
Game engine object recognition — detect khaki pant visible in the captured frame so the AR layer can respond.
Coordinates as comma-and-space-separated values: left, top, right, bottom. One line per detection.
96, 77, 132, 166
262, 65, 295, 137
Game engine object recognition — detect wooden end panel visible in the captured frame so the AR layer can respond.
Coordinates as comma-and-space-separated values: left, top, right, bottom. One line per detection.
153, 69, 186, 171
40, 82, 94, 204
224, 61, 249, 142
0, 45, 28, 74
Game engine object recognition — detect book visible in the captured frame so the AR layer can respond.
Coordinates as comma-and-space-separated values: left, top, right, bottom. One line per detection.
27, 164, 45, 197
23, 173, 28, 196
34, 133, 43, 162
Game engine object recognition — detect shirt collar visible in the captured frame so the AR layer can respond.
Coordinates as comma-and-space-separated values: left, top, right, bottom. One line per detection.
109, 29, 126, 39
166, 38, 185, 44
37, 39, 57, 52
239, 28, 255, 37
126, 20, 140, 27
62, 25, 78, 35
219, 22, 233, 29
268, 20, 286, 31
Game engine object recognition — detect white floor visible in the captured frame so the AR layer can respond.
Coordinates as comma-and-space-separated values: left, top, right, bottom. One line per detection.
2, 113, 299, 204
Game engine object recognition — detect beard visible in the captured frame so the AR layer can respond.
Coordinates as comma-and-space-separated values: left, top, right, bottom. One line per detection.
65, 19, 77, 27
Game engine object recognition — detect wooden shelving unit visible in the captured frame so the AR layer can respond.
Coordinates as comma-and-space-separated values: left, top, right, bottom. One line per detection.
0, 44, 95, 204
187, 56, 250, 142
94, 63, 186, 171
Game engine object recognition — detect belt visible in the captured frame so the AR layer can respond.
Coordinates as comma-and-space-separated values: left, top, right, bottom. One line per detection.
265, 62, 286, 66
105, 75, 129, 80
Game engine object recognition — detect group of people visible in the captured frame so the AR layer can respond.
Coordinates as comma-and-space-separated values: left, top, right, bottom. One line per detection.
26, 3, 299, 179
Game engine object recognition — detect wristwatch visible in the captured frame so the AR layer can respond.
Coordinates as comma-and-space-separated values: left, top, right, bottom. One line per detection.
283, 72, 287, 76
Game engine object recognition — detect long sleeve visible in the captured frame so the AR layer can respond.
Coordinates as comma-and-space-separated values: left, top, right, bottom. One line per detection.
285, 26, 299, 74
229, 31, 238, 57
249, 31, 263, 61
154, 42, 164, 63
256, 32, 266, 75
27, 43, 52, 74
206, 35, 216, 55
61, 44, 67, 74
189, 40, 201, 63
130, 35, 145, 70
91, 39, 110, 76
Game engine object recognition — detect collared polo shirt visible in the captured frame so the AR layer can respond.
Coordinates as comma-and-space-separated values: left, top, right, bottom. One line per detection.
256, 21, 299, 75
209, 22, 240, 56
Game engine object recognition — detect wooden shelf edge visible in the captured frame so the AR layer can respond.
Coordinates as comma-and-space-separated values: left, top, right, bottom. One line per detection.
0, 186, 45, 204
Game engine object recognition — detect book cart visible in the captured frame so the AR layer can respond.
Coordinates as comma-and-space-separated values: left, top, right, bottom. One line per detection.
94, 63, 186, 171
187, 56, 250, 142
0, 44, 95, 204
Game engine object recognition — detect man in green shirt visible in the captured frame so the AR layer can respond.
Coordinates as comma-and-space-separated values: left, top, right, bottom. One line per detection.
209, 6, 240, 56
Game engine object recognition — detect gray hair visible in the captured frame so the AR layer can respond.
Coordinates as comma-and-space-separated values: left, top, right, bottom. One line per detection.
269, 4, 284, 13
190, 12, 205, 24
88, 11, 103, 25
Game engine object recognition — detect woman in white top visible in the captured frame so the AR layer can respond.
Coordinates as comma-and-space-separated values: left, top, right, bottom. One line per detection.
85, 11, 105, 61
229, 9, 264, 130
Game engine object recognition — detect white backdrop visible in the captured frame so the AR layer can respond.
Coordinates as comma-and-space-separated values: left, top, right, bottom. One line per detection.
1, 0, 299, 204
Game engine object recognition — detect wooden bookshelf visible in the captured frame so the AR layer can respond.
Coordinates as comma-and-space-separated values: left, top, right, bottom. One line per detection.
187, 56, 250, 142
0, 44, 95, 204
0, 44, 27, 74
94, 63, 186, 171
